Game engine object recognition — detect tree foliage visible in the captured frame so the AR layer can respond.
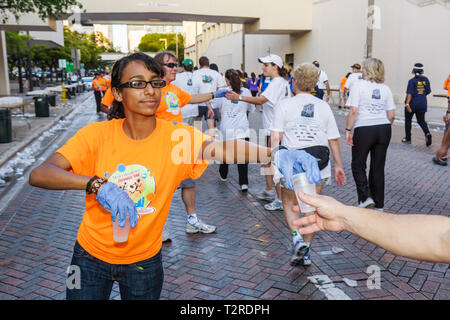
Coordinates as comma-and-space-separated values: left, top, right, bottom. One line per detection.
138, 33, 184, 61
5, 27, 115, 71
0, 0, 83, 23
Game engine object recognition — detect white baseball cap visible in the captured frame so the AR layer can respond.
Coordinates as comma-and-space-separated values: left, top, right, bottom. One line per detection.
258, 54, 283, 68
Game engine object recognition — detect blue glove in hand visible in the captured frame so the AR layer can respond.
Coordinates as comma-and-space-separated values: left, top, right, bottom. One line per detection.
274, 149, 322, 190
215, 88, 229, 98
96, 182, 138, 229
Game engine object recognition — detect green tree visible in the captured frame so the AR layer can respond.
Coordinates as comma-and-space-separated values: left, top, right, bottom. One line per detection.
138, 33, 184, 61
0, 0, 83, 23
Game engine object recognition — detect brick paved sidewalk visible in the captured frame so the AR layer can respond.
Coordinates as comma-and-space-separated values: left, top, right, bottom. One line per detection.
0, 110, 448, 300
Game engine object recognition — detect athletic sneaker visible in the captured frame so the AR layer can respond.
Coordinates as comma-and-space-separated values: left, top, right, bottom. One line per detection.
264, 199, 283, 211
240, 184, 248, 192
186, 219, 216, 234
375, 208, 384, 212
290, 239, 309, 266
219, 176, 227, 182
358, 197, 375, 208
401, 138, 411, 144
162, 226, 171, 242
432, 156, 448, 166
425, 133, 432, 147
302, 248, 312, 266
256, 189, 276, 201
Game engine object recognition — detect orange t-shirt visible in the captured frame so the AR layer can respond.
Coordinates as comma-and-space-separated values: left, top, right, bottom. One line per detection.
444, 77, 450, 97
340, 77, 348, 92
93, 78, 108, 92
57, 118, 211, 264
156, 83, 192, 123
101, 88, 114, 107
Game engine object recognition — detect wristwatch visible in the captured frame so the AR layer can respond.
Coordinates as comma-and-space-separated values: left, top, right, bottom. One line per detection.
238, 94, 243, 101
86, 176, 108, 194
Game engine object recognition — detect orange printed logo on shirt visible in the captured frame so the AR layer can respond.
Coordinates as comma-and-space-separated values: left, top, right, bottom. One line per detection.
156, 83, 192, 123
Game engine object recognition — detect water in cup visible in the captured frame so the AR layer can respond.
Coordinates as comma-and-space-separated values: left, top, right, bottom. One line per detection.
291, 173, 317, 213
112, 213, 130, 243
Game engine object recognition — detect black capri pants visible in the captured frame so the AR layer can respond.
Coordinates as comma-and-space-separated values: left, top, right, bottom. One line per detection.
351, 124, 392, 209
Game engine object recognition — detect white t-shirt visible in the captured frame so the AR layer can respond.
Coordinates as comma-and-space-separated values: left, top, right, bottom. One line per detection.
316, 70, 329, 89
345, 80, 395, 129
216, 87, 255, 139
344, 72, 363, 92
192, 68, 225, 108
271, 93, 340, 178
261, 76, 291, 133
210, 74, 227, 109
172, 72, 198, 118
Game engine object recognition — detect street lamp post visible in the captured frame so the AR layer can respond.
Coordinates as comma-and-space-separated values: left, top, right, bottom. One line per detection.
159, 38, 167, 50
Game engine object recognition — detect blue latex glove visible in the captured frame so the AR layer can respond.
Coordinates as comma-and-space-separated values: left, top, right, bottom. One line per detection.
274, 149, 322, 190
96, 182, 138, 229
215, 88, 229, 98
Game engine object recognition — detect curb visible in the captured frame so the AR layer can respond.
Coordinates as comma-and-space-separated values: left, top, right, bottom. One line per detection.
0, 104, 76, 168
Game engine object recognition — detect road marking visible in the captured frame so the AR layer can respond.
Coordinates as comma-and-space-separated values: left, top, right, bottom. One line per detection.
308, 275, 352, 300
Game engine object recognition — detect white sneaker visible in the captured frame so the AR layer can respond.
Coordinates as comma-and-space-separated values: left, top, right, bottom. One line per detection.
290, 240, 309, 266
358, 197, 375, 208
256, 189, 276, 201
375, 208, 384, 212
240, 184, 248, 191
219, 176, 227, 182
186, 218, 217, 234
264, 199, 283, 211
162, 226, 171, 242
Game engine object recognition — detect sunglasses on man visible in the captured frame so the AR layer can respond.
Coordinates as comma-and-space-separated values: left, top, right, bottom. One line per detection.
118, 79, 166, 89
164, 63, 178, 69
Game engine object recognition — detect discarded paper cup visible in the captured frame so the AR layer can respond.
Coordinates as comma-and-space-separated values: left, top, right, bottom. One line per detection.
291, 173, 316, 213
112, 213, 130, 243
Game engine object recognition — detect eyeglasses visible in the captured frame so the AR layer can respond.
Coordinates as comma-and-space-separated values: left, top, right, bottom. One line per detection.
118, 79, 166, 89
164, 63, 178, 69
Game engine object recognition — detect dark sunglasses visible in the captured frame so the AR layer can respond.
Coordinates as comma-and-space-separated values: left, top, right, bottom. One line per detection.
164, 63, 178, 69
118, 79, 166, 89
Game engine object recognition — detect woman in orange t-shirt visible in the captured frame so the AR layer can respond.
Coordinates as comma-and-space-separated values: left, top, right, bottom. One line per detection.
29, 52, 274, 300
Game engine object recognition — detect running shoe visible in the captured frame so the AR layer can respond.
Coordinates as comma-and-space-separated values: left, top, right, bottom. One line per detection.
256, 189, 276, 201
432, 157, 448, 166
290, 240, 309, 266
375, 208, 384, 212
264, 199, 283, 211
358, 197, 375, 208
401, 138, 411, 144
162, 226, 171, 242
240, 184, 248, 192
302, 248, 312, 266
219, 176, 227, 182
186, 218, 217, 234
425, 133, 432, 147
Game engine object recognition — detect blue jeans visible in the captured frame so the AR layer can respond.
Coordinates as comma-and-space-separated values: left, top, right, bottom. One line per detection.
66, 241, 164, 300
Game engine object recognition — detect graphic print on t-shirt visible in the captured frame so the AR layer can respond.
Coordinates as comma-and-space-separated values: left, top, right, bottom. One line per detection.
165, 91, 180, 115
108, 164, 156, 216
301, 104, 315, 118
372, 89, 381, 99
202, 75, 213, 83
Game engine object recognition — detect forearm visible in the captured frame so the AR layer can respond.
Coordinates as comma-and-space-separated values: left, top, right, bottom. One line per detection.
343, 207, 450, 263
29, 162, 90, 190
202, 140, 271, 164
190, 93, 213, 104
328, 139, 343, 168
346, 108, 358, 129
406, 94, 412, 105
241, 95, 266, 106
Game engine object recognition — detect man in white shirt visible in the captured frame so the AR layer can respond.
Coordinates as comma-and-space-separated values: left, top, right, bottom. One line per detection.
172, 58, 198, 126
193, 56, 226, 131
344, 63, 363, 97
312, 61, 331, 102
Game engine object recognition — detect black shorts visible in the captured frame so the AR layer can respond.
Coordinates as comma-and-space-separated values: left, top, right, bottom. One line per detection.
198, 105, 219, 120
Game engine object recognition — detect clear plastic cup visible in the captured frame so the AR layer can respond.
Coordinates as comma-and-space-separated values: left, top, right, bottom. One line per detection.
112, 213, 130, 243
291, 173, 317, 213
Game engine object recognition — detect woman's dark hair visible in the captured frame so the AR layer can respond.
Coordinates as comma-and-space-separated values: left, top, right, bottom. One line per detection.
210, 63, 219, 72
251, 72, 256, 80
272, 63, 289, 80
108, 52, 164, 120
225, 69, 242, 94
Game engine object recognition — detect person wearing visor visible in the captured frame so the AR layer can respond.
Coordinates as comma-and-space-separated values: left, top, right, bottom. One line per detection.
226, 54, 291, 212
402, 63, 432, 146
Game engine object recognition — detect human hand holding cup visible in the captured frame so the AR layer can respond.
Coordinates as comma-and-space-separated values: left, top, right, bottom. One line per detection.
96, 182, 138, 242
